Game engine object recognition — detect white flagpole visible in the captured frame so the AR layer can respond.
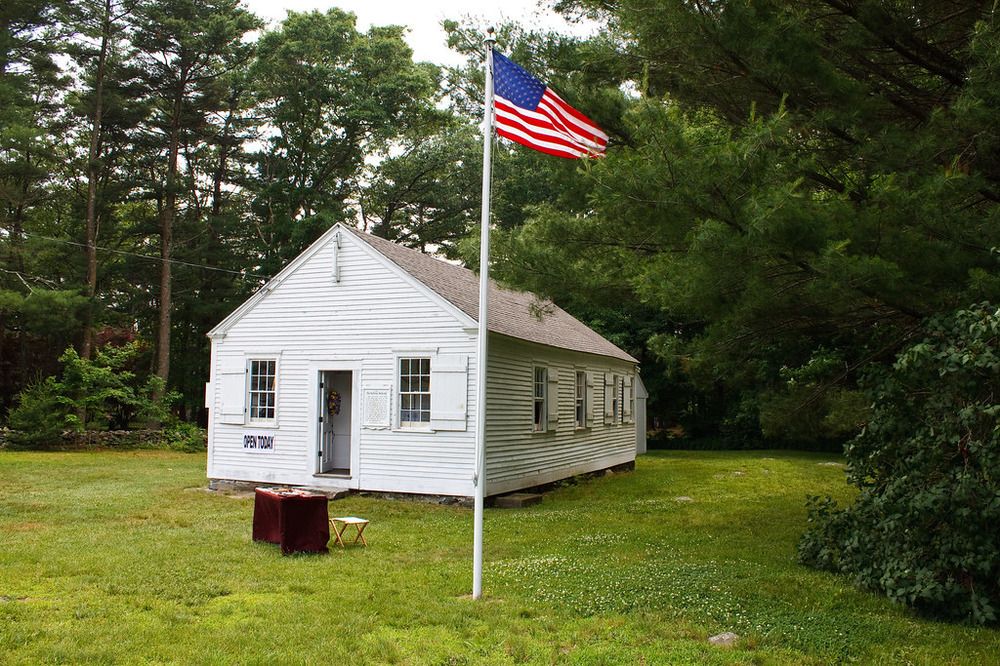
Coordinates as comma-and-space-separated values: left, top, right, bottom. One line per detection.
473, 30, 495, 601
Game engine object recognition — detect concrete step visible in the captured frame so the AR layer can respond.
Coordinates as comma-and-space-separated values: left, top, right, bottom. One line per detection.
493, 492, 543, 509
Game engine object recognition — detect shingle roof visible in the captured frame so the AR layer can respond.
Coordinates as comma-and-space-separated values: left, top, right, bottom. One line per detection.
345, 226, 638, 364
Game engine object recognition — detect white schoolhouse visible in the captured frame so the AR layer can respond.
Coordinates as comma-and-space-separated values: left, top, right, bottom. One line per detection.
205, 223, 642, 498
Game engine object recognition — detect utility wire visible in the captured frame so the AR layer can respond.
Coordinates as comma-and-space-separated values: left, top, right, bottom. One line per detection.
22, 232, 269, 280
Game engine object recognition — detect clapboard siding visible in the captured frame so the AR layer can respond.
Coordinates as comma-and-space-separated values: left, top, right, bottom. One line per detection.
484, 335, 636, 496
207, 229, 479, 495
207, 224, 638, 498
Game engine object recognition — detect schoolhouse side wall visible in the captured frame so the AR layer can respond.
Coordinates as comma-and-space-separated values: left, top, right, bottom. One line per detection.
207, 232, 478, 496
484, 335, 637, 496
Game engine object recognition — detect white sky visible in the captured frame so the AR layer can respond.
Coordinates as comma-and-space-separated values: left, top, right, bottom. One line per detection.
241, 0, 597, 66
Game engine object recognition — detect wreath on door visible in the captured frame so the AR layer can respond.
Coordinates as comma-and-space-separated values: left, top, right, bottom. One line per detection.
327, 390, 342, 416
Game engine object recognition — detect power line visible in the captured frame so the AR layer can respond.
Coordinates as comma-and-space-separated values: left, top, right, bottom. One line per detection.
22, 232, 269, 280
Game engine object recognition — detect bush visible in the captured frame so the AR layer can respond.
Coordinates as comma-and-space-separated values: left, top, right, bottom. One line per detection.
6, 342, 179, 449
799, 303, 1000, 625
57, 343, 174, 430
162, 422, 207, 453
6, 377, 77, 449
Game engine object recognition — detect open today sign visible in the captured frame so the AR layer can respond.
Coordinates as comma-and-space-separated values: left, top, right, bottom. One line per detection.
242, 432, 275, 452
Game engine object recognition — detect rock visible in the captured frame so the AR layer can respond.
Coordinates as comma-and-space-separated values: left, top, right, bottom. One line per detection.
674, 496, 694, 502
708, 632, 739, 646
731, 471, 745, 476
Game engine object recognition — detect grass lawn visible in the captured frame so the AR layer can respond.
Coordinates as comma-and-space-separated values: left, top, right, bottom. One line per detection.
1, 450, 997, 664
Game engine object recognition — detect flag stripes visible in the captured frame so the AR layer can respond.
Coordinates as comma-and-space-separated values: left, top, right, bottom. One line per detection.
492, 50, 607, 159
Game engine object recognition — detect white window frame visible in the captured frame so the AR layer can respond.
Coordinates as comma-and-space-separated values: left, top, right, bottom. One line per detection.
398, 357, 432, 428
574, 370, 586, 429
248, 358, 277, 425
533, 366, 547, 432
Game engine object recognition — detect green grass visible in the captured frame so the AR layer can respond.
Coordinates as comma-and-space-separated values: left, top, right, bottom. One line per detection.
1, 450, 997, 664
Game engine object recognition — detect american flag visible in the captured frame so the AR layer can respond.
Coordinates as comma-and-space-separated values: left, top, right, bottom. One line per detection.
492, 50, 608, 159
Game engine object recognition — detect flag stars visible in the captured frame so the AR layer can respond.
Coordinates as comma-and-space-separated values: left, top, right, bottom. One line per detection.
494, 52, 545, 109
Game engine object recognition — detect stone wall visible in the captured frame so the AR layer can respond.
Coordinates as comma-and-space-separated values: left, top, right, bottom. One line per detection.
0, 428, 206, 451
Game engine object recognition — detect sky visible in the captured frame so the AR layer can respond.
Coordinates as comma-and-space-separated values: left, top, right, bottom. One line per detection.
241, 0, 595, 66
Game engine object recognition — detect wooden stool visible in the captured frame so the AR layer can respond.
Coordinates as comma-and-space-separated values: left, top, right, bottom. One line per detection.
329, 516, 369, 547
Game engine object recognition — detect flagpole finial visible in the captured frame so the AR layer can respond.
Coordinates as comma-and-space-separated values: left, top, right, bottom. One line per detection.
486, 27, 495, 46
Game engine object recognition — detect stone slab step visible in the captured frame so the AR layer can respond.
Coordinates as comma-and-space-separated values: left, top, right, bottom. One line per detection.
493, 492, 543, 509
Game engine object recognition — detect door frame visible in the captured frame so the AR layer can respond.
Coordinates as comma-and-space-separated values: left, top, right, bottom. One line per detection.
308, 360, 361, 488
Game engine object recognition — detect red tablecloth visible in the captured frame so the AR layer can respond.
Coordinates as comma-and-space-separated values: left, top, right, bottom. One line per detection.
252, 488, 330, 554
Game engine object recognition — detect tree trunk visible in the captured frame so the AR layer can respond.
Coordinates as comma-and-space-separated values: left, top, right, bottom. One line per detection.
82, 0, 113, 361
151, 82, 185, 426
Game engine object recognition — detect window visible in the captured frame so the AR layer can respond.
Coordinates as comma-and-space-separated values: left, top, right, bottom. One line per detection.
575, 371, 586, 428
249, 359, 276, 422
612, 374, 620, 424
533, 367, 547, 431
399, 358, 431, 427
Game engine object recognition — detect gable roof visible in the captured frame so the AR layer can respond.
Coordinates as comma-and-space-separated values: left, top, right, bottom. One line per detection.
343, 226, 637, 364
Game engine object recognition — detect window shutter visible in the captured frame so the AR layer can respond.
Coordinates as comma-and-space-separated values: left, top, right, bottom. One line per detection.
623, 375, 633, 423
218, 357, 246, 425
603, 372, 614, 424
586, 372, 596, 428
547, 369, 559, 427
430, 355, 468, 431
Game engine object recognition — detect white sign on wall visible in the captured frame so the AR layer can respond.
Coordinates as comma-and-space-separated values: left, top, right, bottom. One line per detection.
242, 431, 275, 452
362, 386, 391, 429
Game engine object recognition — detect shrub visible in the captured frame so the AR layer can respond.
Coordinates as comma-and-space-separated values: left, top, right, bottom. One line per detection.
6, 342, 179, 449
162, 422, 207, 453
6, 377, 77, 449
799, 303, 1000, 625
57, 343, 174, 430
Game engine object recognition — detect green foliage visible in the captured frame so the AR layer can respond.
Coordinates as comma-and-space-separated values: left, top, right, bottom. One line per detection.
250, 8, 441, 272
362, 125, 482, 257
7, 341, 178, 449
487, 0, 1000, 444
759, 348, 869, 448
800, 303, 1000, 625
160, 421, 207, 452
718, 392, 765, 449
58, 343, 175, 430
6, 377, 74, 449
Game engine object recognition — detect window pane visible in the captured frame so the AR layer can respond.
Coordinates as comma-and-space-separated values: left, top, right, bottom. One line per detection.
249, 359, 277, 422
399, 357, 431, 427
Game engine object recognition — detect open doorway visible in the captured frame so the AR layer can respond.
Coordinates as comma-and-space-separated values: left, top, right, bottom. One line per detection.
318, 370, 352, 475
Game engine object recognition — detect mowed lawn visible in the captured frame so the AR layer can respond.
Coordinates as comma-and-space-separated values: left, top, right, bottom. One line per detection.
1, 450, 997, 664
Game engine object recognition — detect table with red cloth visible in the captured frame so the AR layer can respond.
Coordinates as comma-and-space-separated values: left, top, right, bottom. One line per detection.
252, 488, 330, 554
